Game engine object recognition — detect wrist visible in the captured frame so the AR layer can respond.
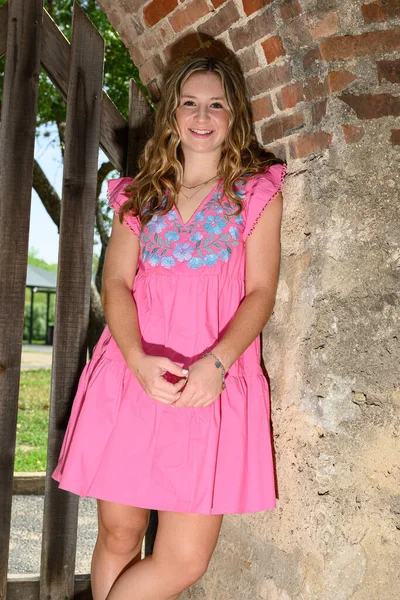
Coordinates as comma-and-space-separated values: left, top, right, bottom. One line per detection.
202, 351, 227, 390
126, 346, 146, 365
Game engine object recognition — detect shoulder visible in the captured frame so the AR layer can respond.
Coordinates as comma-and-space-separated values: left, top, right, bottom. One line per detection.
243, 163, 287, 197
107, 176, 135, 210
242, 163, 287, 240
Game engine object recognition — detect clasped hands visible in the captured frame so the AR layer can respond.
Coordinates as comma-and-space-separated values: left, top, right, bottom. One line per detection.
130, 353, 224, 408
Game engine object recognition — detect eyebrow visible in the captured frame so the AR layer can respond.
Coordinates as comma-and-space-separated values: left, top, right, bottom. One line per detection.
181, 94, 225, 100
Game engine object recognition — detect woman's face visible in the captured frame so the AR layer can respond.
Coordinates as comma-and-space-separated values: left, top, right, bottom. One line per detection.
175, 71, 230, 159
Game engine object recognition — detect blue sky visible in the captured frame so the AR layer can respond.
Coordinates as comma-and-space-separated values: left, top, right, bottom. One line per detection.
29, 125, 116, 264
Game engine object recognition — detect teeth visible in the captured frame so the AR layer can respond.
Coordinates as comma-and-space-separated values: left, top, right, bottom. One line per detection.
191, 129, 212, 135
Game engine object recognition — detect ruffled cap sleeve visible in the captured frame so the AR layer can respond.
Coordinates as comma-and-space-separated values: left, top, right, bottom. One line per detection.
107, 176, 140, 237
243, 163, 287, 240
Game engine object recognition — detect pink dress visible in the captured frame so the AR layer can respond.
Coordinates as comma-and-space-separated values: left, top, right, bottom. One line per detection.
52, 163, 286, 514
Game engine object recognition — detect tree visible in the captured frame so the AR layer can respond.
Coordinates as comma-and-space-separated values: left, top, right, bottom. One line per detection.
0, 0, 151, 353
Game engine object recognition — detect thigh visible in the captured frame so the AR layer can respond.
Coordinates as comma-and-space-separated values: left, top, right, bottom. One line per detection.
153, 511, 223, 566
97, 500, 150, 538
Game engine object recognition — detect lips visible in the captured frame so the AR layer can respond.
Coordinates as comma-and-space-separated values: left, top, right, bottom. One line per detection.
189, 128, 214, 138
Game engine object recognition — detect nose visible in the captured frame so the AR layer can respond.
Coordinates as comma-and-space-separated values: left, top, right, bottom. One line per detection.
194, 105, 210, 122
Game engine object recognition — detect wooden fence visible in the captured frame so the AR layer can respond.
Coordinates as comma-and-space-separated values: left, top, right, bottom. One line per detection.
0, 1, 152, 598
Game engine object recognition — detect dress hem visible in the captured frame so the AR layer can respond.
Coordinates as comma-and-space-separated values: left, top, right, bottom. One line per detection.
53, 476, 277, 515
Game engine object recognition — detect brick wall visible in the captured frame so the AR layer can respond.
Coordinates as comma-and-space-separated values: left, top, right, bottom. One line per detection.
97, 2, 400, 599
99, 0, 400, 160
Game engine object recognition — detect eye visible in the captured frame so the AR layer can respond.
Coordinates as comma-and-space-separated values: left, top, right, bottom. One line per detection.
182, 100, 195, 106
211, 102, 224, 109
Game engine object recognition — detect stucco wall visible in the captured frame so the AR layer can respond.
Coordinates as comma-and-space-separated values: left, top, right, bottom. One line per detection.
97, 1, 400, 598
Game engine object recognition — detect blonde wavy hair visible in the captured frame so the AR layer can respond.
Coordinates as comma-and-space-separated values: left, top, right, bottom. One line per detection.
119, 55, 283, 227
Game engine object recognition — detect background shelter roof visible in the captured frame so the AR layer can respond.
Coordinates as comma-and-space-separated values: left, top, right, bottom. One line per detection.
26, 265, 57, 290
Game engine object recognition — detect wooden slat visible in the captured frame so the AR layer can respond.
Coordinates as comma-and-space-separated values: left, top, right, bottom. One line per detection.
41, 5, 128, 172
0, 1, 43, 598
126, 81, 154, 176
7, 574, 92, 600
39, 4, 104, 598
0, 3, 7, 57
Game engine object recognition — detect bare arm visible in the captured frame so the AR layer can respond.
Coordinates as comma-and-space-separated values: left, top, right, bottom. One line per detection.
101, 215, 187, 403
173, 192, 283, 408
101, 214, 144, 364
212, 191, 283, 369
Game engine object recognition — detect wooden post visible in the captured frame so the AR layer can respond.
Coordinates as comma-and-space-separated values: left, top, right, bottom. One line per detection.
39, 3, 104, 598
0, 1, 43, 598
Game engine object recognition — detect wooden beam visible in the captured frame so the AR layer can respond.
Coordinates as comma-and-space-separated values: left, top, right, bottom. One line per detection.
39, 3, 104, 598
0, 1, 43, 598
7, 574, 92, 599
41, 5, 128, 172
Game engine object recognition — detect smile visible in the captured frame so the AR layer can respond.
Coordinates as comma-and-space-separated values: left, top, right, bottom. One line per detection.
189, 129, 214, 136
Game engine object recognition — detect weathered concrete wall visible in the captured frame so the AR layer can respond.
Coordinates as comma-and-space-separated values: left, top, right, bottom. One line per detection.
97, 1, 400, 598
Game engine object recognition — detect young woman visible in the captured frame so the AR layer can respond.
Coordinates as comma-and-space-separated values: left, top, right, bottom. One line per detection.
53, 55, 286, 600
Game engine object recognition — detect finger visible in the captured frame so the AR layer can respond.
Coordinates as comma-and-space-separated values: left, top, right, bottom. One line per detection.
160, 358, 188, 378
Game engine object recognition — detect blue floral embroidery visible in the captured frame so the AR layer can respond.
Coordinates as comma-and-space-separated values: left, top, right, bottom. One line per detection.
147, 215, 167, 234
229, 226, 240, 240
204, 215, 226, 235
203, 253, 218, 266
165, 230, 180, 241
235, 214, 244, 225
161, 256, 176, 268
187, 257, 204, 269
149, 254, 161, 266
139, 189, 245, 270
219, 249, 230, 262
189, 232, 203, 242
194, 210, 206, 223
173, 242, 195, 262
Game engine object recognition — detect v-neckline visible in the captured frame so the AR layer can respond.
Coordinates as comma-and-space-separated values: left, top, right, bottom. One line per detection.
174, 179, 222, 226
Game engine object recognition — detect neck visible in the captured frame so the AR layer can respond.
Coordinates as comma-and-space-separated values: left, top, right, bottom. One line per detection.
181, 149, 221, 186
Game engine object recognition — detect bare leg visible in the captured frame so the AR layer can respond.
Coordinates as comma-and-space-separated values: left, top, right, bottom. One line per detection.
106, 510, 223, 600
91, 500, 150, 600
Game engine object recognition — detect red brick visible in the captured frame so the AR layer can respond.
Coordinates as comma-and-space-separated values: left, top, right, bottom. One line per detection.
278, 81, 304, 109
247, 62, 292, 96
326, 70, 357, 93
377, 58, 400, 84
169, 0, 209, 33
229, 10, 276, 50
341, 124, 364, 144
390, 129, 400, 146
251, 95, 274, 121
130, 45, 145, 68
144, 0, 178, 27
262, 35, 286, 64
243, 0, 273, 16
261, 112, 305, 144
304, 76, 328, 101
340, 93, 400, 119
284, 16, 313, 47
164, 30, 202, 61
320, 30, 400, 60
238, 46, 260, 73
311, 99, 327, 125
211, 0, 228, 7
290, 131, 332, 158
280, 0, 302, 22
362, 0, 400, 23
198, 1, 240, 37
309, 12, 339, 40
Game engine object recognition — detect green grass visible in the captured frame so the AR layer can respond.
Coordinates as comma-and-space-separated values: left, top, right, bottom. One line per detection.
15, 369, 51, 472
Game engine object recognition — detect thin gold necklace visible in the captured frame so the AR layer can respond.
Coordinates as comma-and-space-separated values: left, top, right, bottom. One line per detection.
181, 174, 219, 190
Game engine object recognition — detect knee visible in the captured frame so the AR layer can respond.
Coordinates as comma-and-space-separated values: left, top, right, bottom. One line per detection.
98, 516, 148, 557
170, 551, 210, 590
